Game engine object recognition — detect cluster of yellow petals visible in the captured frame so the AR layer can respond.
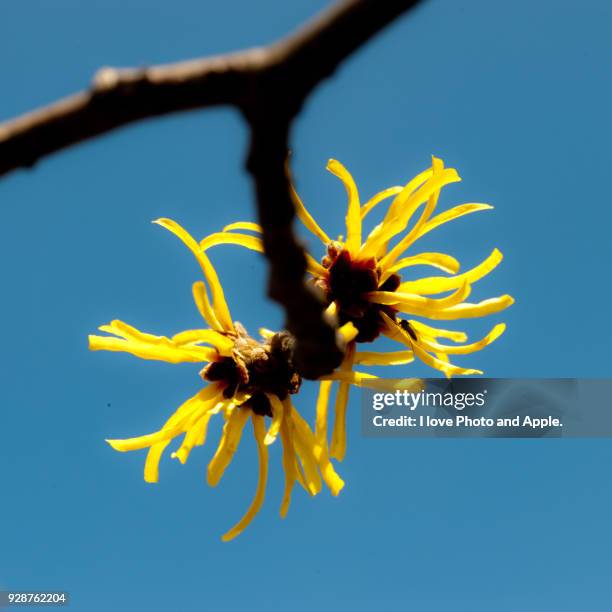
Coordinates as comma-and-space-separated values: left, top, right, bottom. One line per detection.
204, 156, 513, 461
90, 220, 348, 541
90, 155, 513, 539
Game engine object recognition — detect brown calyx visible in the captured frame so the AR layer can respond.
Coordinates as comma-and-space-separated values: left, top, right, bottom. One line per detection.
200, 323, 301, 417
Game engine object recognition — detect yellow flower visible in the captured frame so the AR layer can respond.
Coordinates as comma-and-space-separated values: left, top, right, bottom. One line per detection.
89, 218, 346, 541
203, 156, 513, 459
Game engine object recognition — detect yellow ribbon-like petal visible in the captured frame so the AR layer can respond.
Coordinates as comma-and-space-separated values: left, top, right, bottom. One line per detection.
171, 329, 234, 356
379, 157, 447, 270
314, 381, 344, 495
192, 281, 223, 331
417, 323, 506, 355
199, 232, 264, 254
89, 334, 217, 364
290, 182, 331, 245
409, 321, 468, 343
327, 159, 361, 254
221, 414, 269, 542
154, 218, 234, 332
412, 295, 515, 320
314, 380, 333, 450
363, 166, 459, 258
278, 401, 309, 496
320, 370, 422, 391
398, 249, 503, 295
381, 312, 483, 376
329, 343, 355, 461
144, 440, 172, 483
306, 253, 328, 277
98, 320, 166, 344
337, 321, 359, 345
106, 384, 222, 454
354, 350, 415, 366
319, 370, 375, 385
171, 412, 213, 464
417, 203, 493, 240
433, 351, 452, 380
258, 327, 276, 340
377, 203, 494, 282
386, 252, 461, 275
360, 186, 403, 219
285, 399, 323, 496
410, 341, 483, 376
292, 397, 344, 496
279, 413, 298, 518
361, 167, 433, 255
264, 394, 284, 446
367, 282, 471, 313
107, 426, 179, 454
222, 221, 262, 233
207, 405, 250, 487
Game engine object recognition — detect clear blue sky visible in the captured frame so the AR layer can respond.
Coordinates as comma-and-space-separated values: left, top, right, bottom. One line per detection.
1, 1, 611, 610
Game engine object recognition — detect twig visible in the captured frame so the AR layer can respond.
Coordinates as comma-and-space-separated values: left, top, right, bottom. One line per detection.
0, 0, 426, 378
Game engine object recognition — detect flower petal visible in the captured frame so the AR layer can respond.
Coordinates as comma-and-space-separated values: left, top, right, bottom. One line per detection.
379, 157, 447, 269
363, 165, 459, 257
418, 203, 493, 240
106, 384, 222, 454
398, 249, 503, 295
314, 381, 333, 449
415, 295, 515, 320
192, 281, 223, 331
367, 281, 471, 312
327, 159, 361, 254
290, 182, 331, 245
279, 412, 298, 518
386, 252, 461, 275
154, 218, 234, 332
320, 370, 422, 391
329, 343, 355, 461
292, 397, 344, 496
144, 440, 172, 483
286, 399, 323, 496
171, 413, 213, 464
171, 329, 234, 356
200, 232, 263, 253
99, 320, 166, 344
207, 406, 250, 487
360, 186, 403, 219
221, 414, 269, 541
89, 333, 217, 364
361, 167, 433, 255
337, 321, 359, 345
381, 312, 483, 376
409, 321, 468, 343
354, 350, 415, 366
306, 253, 328, 277
258, 327, 276, 340
264, 394, 284, 446
222, 221, 262, 233
418, 323, 506, 355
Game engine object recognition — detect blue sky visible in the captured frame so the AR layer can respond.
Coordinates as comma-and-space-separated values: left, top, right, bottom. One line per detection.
1, 0, 611, 610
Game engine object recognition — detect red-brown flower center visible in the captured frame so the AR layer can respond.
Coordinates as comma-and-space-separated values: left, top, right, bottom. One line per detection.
201, 324, 301, 417
318, 243, 402, 343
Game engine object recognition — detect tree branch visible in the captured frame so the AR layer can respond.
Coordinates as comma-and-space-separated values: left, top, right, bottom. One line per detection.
0, 0, 426, 378
0, 51, 262, 174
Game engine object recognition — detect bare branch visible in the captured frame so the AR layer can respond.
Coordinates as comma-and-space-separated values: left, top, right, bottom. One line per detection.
245, 115, 344, 379
0, 51, 262, 175
0, 0, 426, 378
